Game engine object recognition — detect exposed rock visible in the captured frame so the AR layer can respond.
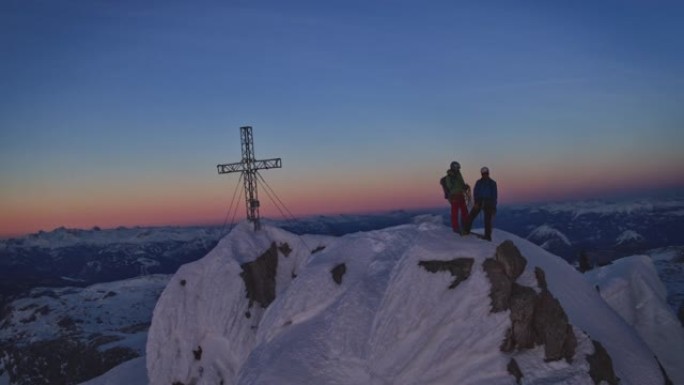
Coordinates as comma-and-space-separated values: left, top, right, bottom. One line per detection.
508, 283, 538, 350
418, 258, 474, 289
534, 267, 548, 291
507, 358, 523, 384
586, 340, 619, 385
240, 242, 279, 309
495, 240, 527, 280
311, 245, 326, 254
482, 258, 512, 312
331, 263, 346, 285
534, 273, 576, 362
193, 345, 202, 361
657, 357, 674, 385
277, 242, 292, 257
578, 251, 592, 273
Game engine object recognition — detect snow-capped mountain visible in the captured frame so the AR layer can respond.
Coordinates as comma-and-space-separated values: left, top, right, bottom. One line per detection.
499, 196, 684, 262
0, 226, 223, 306
584, 255, 684, 384
1, 194, 682, 385
144, 219, 673, 385
0, 275, 169, 385
615, 230, 646, 245
524, 224, 574, 258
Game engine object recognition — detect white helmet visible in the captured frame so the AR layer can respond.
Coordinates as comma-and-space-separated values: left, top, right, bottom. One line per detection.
480, 166, 490, 174
450, 161, 460, 171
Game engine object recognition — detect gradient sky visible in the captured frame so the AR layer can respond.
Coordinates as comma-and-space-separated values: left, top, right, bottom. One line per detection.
1, 0, 683, 236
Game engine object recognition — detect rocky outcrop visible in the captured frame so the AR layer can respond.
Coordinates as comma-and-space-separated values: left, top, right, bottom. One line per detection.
507, 358, 523, 384
331, 263, 346, 285
496, 240, 527, 280
586, 340, 619, 385
534, 268, 577, 362
501, 283, 538, 351
240, 242, 282, 309
482, 258, 513, 312
418, 258, 474, 289
484, 242, 577, 363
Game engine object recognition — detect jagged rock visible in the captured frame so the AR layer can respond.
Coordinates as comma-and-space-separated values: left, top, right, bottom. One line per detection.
482, 258, 512, 312
418, 258, 474, 289
495, 240, 527, 280
507, 358, 523, 384
508, 283, 538, 350
586, 340, 619, 385
578, 251, 592, 273
331, 263, 346, 285
311, 245, 326, 254
534, 269, 576, 362
277, 243, 292, 257
535, 267, 548, 291
240, 242, 279, 309
657, 358, 674, 385
192, 346, 202, 360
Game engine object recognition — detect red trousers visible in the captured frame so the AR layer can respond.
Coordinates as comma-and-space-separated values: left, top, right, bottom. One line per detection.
450, 195, 468, 232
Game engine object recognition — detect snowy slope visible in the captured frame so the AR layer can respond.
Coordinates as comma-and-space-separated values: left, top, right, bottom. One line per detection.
585, 255, 684, 384
0, 275, 169, 385
147, 218, 665, 385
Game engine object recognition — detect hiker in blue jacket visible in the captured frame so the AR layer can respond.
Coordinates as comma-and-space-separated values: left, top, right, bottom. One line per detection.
465, 167, 497, 240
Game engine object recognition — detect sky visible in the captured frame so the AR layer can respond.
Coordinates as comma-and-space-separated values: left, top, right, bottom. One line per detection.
1, 0, 683, 237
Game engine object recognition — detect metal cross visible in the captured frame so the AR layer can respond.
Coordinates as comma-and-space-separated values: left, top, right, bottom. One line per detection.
217, 126, 282, 231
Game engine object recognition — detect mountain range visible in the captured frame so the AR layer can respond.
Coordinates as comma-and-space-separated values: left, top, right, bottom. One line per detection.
0, 194, 682, 385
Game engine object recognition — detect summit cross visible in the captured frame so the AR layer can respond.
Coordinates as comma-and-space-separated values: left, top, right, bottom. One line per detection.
217, 126, 282, 231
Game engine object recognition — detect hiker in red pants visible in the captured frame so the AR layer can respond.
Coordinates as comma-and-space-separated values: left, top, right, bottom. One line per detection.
444, 161, 469, 234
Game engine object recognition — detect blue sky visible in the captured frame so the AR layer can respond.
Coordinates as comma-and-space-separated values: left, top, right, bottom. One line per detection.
1, 0, 683, 235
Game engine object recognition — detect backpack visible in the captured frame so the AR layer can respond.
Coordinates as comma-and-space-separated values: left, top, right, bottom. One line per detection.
441, 175, 472, 202
440, 176, 449, 199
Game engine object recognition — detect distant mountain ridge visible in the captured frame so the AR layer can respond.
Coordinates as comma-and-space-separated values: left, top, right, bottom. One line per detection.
0, 194, 682, 385
1, 195, 682, 304
0, 226, 223, 305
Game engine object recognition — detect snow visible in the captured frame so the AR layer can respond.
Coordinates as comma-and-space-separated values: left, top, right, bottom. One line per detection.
615, 230, 644, 245
0, 225, 222, 249
0, 275, 169, 351
585, 255, 684, 384
526, 224, 571, 246
522, 198, 684, 218
146, 219, 665, 385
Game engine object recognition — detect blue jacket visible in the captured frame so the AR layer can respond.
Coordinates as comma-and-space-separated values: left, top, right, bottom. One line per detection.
474, 177, 497, 207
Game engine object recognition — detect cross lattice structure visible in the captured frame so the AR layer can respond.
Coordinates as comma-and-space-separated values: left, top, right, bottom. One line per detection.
217, 126, 282, 231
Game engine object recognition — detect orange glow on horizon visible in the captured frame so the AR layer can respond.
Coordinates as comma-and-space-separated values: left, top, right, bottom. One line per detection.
1, 168, 682, 237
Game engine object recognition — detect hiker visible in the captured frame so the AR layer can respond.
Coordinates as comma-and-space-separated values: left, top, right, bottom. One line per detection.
443, 161, 469, 234
465, 166, 497, 240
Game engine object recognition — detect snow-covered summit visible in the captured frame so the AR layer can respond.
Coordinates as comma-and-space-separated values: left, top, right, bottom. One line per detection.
146, 219, 666, 385
526, 224, 572, 246
615, 230, 645, 245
